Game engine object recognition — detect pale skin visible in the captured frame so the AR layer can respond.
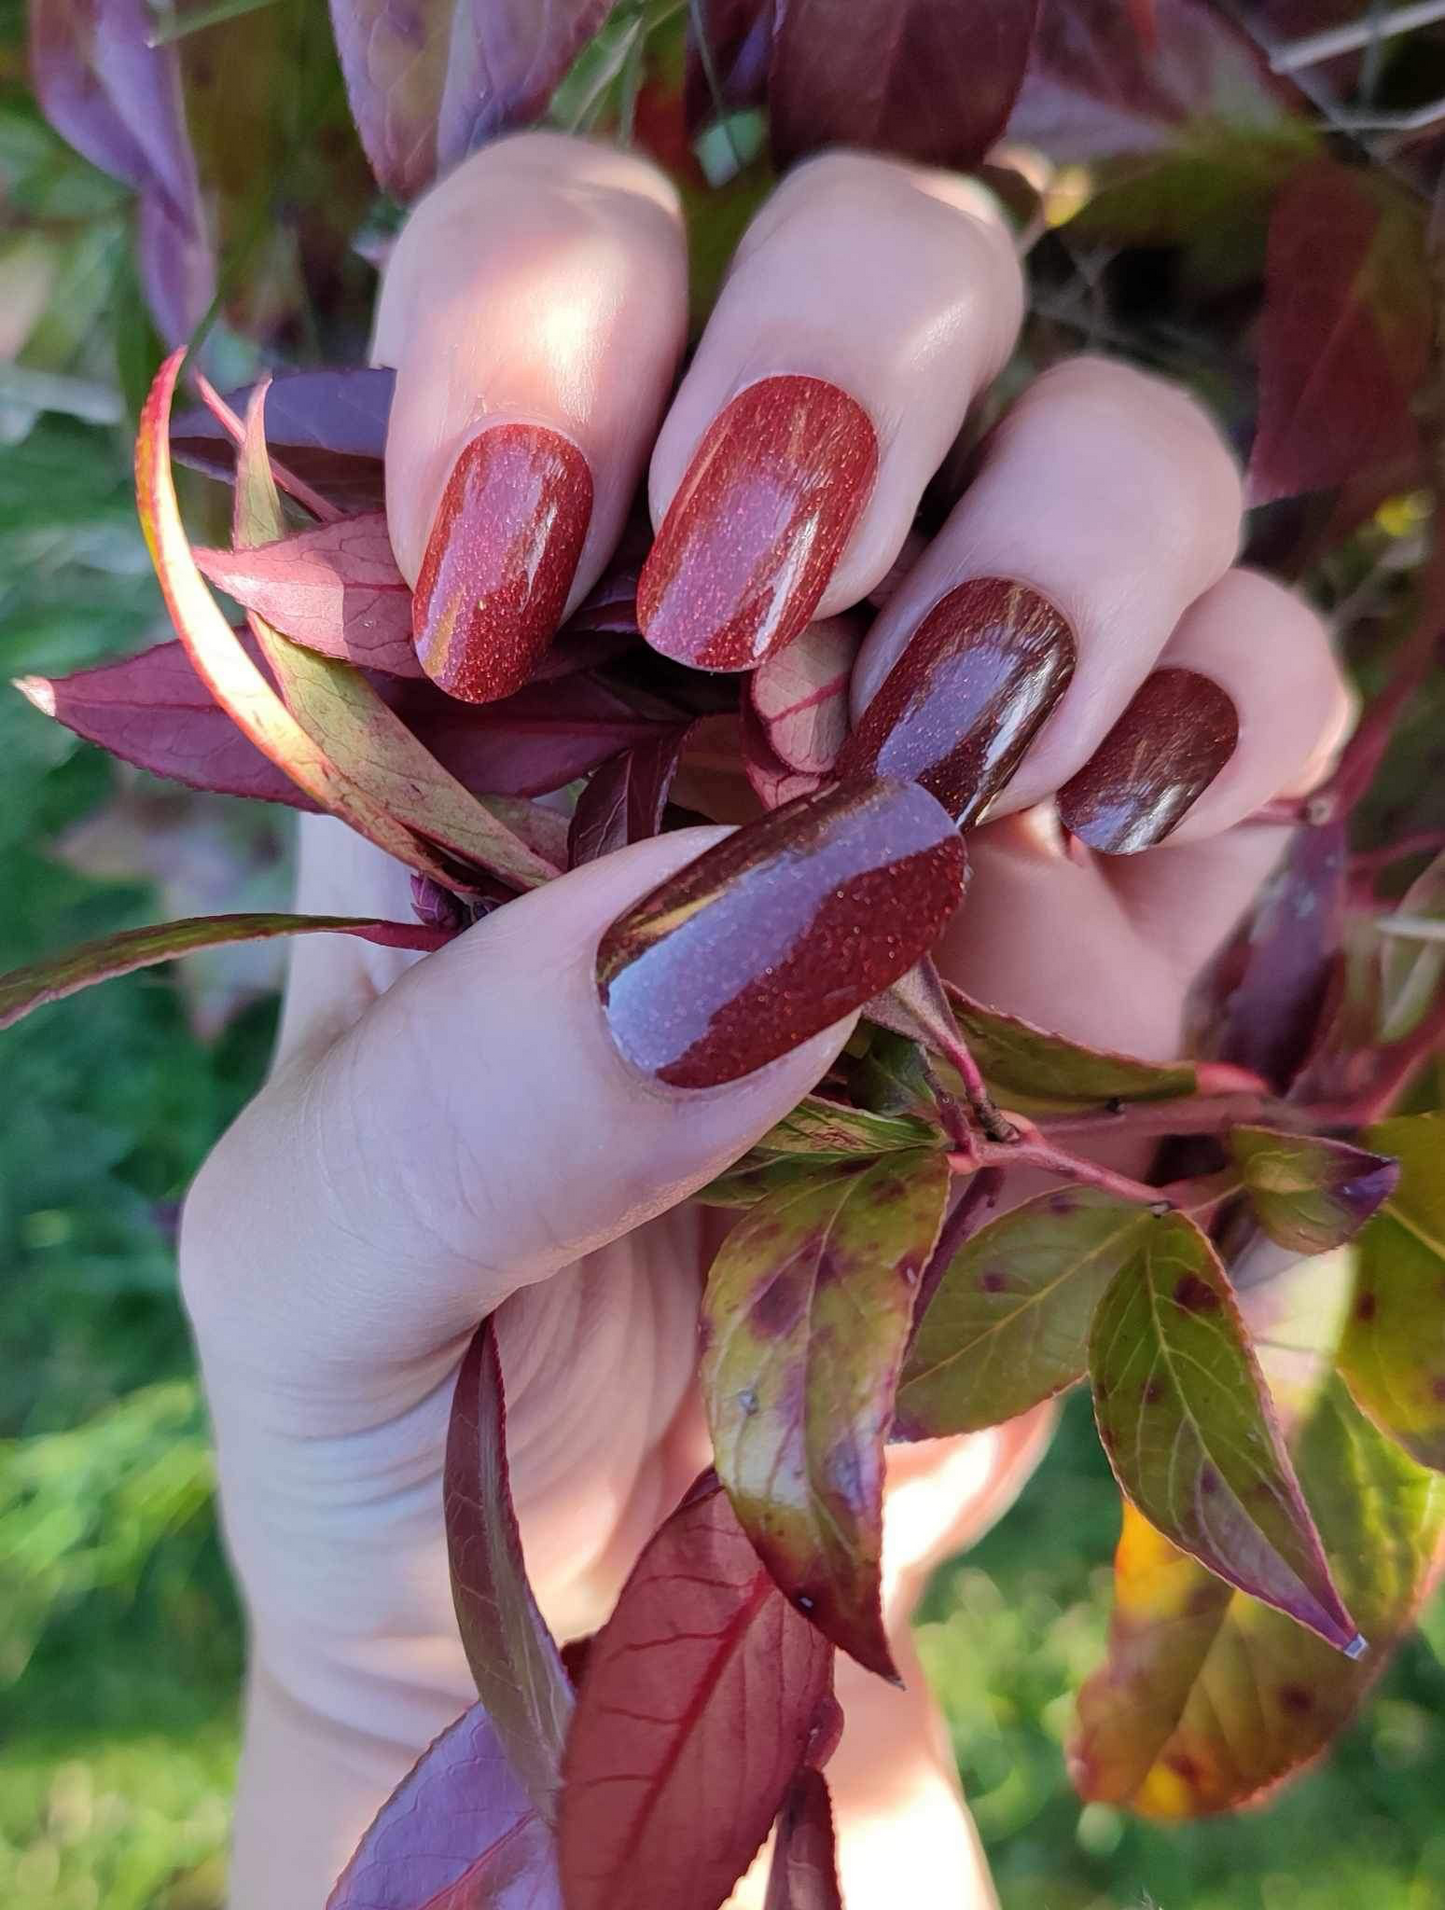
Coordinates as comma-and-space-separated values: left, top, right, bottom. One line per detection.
180, 134, 1354, 1907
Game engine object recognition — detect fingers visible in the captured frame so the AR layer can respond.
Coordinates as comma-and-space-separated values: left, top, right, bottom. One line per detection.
640, 150, 1025, 670
374, 132, 687, 701
842, 356, 1244, 823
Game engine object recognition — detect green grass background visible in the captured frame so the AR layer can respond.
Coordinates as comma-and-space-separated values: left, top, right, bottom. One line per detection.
4, 405, 1445, 1910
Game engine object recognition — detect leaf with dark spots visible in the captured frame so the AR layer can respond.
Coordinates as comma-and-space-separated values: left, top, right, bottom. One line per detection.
750, 1096, 941, 1162
171, 368, 395, 510
695, 1157, 847, 1211
1247, 162, 1430, 509
1229, 1125, 1398, 1255
1186, 822, 1347, 1092
557, 1476, 832, 1910
1339, 1114, 1445, 1473
770, 0, 1039, 173
567, 725, 691, 867
686, 0, 776, 129
748, 617, 859, 778
0, 914, 449, 1034
946, 981, 1197, 1108
896, 1189, 1155, 1440
700, 1153, 951, 1678
1072, 1382, 1445, 1818
763, 1769, 843, 1910
1089, 1212, 1359, 1653
194, 513, 421, 678
326, 1699, 561, 1909
444, 1320, 573, 1820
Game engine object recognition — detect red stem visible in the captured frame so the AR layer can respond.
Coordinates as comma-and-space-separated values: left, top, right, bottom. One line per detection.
192, 373, 343, 525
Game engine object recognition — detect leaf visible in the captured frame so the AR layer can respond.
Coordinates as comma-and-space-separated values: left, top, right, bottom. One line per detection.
740, 700, 827, 810
1247, 161, 1430, 508
751, 1096, 940, 1161
326, 1700, 561, 1909
0, 913, 450, 1033
946, 982, 1197, 1108
694, 1157, 844, 1212
325, 0, 453, 200
1071, 1381, 1445, 1817
896, 1189, 1156, 1440
444, 1321, 572, 1820
685, 0, 775, 130
1229, 1125, 1398, 1255
763, 1769, 843, 1910
557, 1475, 833, 1910
1339, 1113, 1445, 1473
232, 377, 287, 545
567, 725, 690, 867
171, 368, 394, 510
748, 616, 859, 777
1378, 849, 1445, 1042
769, 0, 1039, 172
1089, 1211, 1360, 1653
194, 512, 421, 677
700, 1153, 951, 1677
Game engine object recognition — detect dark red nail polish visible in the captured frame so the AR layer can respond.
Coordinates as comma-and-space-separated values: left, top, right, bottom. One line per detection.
1057, 668, 1239, 853
596, 779, 967, 1089
836, 579, 1076, 825
638, 376, 878, 673
413, 425, 592, 704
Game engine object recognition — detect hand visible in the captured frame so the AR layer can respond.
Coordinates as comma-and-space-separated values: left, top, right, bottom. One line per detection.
180, 133, 1351, 1909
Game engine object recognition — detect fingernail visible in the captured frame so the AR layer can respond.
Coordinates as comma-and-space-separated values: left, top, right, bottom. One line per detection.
638, 376, 878, 672
1057, 668, 1239, 853
835, 579, 1076, 825
596, 779, 967, 1089
412, 425, 592, 704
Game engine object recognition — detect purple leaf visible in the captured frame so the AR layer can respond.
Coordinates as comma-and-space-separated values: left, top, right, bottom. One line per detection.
1229, 1126, 1399, 1256
326, 1701, 561, 1910
567, 726, 690, 867
557, 1476, 833, 1910
171, 368, 395, 512
435, 2, 615, 175
325, 0, 452, 201
763, 1769, 843, 1910
445, 1322, 573, 1820
770, 0, 1039, 172
0, 913, 450, 1033
195, 513, 421, 678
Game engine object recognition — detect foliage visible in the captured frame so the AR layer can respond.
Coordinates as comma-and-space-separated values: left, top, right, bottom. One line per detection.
9, 1, 1445, 1907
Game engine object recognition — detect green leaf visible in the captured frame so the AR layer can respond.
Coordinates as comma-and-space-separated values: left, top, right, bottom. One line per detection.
1089, 1212, 1359, 1653
1072, 1381, 1445, 1817
695, 1157, 845, 1211
751, 1094, 941, 1161
895, 1189, 1156, 1440
0, 913, 449, 1032
1339, 1113, 1445, 1472
701, 1152, 951, 1678
846, 1028, 938, 1121
1229, 1125, 1399, 1255
947, 983, 1197, 1109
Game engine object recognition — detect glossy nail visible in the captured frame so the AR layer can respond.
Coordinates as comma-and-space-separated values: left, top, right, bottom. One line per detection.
412, 425, 592, 704
638, 376, 878, 672
836, 578, 1076, 825
1057, 668, 1239, 853
596, 778, 967, 1089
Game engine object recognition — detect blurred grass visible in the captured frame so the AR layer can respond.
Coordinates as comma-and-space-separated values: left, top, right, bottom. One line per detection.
5, 407, 1445, 1910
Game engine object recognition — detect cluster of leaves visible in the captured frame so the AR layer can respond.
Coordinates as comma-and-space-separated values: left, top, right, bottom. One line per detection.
11, 0, 1445, 1906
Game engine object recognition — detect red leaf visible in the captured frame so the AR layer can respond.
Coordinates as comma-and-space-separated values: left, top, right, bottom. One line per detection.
740, 701, 827, 811
558, 1476, 833, 1910
763, 1770, 843, 1910
567, 726, 690, 866
1126, 0, 1158, 51
770, 0, 1039, 172
171, 368, 394, 512
445, 1322, 573, 1820
1247, 161, 1430, 508
748, 616, 858, 778
327, 1701, 561, 1910
0, 912, 450, 1033
195, 512, 421, 678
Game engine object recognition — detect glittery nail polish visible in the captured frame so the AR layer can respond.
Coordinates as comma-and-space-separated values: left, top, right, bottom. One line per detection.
1057, 668, 1239, 853
596, 778, 967, 1088
638, 376, 878, 672
835, 578, 1076, 825
412, 425, 592, 704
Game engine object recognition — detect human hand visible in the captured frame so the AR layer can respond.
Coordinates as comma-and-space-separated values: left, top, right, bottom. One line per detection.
179, 132, 1350, 1909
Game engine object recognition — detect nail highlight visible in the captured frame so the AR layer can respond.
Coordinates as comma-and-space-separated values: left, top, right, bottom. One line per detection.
638, 376, 878, 672
1057, 668, 1239, 853
412, 425, 592, 704
836, 579, 1076, 825
596, 779, 967, 1089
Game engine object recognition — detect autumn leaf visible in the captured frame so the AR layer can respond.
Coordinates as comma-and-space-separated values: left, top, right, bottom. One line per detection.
1229, 1125, 1398, 1255
946, 981, 1197, 1107
763, 1768, 843, 1910
700, 1152, 951, 1678
749, 1096, 941, 1161
567, 726, 690, 866
896, 1188, 1156, 1440
1339, 1114, 1445, 1473
748, 617, 859, 777
741, 699, 829, 810
171, 367, 394, 511
1089, 1211, 1359, 1653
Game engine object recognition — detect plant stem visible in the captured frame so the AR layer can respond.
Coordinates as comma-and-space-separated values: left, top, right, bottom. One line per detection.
191, 373, 342, 525
911, 1168, 1003, 1333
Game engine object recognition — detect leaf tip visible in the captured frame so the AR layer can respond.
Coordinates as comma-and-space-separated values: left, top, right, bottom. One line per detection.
13, 675, 55, 716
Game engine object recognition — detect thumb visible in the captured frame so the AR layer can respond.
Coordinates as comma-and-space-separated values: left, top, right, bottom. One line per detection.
181, 780, 964, 1402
